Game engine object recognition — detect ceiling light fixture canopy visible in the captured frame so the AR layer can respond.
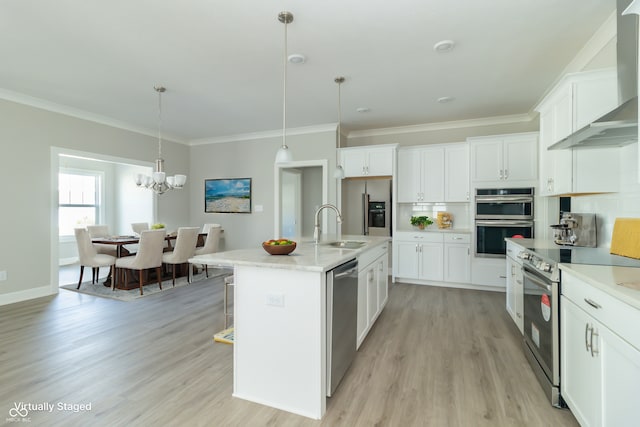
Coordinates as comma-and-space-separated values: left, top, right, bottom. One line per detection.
334, 76, 345, 179
135, 85, 187, 194
275, 11, 294, 164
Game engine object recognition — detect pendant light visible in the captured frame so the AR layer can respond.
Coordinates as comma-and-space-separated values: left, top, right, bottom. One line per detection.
275, 11, 294, 164
135, 86, 187, 194
333, 76, 345, 179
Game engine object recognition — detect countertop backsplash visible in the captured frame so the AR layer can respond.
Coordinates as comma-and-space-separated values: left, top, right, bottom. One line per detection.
396, 202, 471, 232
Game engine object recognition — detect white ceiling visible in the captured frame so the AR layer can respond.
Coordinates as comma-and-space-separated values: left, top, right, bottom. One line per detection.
0, 0, 616, 143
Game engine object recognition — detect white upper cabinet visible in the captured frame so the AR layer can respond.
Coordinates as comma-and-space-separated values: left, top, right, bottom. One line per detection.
536, 69, 620, 196
397, 142, 469, 203
469, 132, 538, 187
340, 145, 396, 178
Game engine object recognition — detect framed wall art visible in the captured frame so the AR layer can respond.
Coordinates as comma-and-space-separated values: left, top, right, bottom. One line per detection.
205, 178, 252, 213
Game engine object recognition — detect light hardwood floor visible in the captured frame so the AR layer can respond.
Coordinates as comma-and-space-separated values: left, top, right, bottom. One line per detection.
0, 278, 578, 427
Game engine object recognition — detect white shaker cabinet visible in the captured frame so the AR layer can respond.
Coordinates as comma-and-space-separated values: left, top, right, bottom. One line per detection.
469, 133, 538, 187
340, 144, 396, 178
394, 232, 470, 286
443, 233, 471, 284
536, 68, 619, 196
505, 241, 524, 334
356, 243, 389, 348
560, 271, 640, 427
394, 233, 444, 282
397, 143, 469, 203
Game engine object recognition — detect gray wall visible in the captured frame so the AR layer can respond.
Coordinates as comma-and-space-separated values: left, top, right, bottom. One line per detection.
188, 130, 339, 250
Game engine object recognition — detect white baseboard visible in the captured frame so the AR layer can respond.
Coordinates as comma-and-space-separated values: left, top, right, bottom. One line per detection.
0, 286, 57, 306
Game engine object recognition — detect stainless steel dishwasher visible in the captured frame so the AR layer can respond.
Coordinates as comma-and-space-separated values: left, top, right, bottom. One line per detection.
326, 258, 358, 397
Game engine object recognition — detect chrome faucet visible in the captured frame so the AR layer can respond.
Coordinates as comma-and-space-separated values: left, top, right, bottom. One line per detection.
314, 204, 343, 244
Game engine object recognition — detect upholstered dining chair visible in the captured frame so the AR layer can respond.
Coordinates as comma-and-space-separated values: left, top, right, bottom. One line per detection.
86, 224, 118, 257
202, 223, 221, 234
115, 229, 166, 295
74, 228, 115, 289
193, 225, 222, 277
162, 227, 200, 285
131, 222, 149, 236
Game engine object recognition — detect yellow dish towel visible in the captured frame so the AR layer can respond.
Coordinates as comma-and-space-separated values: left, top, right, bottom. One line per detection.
610, 218, 640, 259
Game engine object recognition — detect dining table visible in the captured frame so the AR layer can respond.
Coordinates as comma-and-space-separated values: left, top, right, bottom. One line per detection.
91, 233, 207, 289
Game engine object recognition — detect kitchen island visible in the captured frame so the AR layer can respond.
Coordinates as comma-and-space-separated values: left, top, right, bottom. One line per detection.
188, 235, 390, 419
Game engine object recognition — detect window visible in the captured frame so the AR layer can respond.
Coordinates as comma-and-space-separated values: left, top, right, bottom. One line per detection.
58, 171, 102, 236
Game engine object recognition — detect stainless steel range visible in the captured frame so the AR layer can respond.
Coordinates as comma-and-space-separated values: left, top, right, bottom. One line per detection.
518, 248, 562, 407
517, 245, 640, 408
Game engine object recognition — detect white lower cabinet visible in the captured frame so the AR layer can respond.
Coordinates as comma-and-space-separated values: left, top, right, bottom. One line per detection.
357, 244, 389, 348
505, 241, 524, 334
561, 272, 640, 427
394, 232, 470, 285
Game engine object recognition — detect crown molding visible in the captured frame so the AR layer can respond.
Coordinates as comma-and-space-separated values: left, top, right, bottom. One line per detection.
347, 113, 534, 139
0, 88, 187, 144
188, 123, 337, 146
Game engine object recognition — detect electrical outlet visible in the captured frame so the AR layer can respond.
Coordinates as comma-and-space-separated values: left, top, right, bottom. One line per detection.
0, 271, 6, 281
266, 293, 285, 307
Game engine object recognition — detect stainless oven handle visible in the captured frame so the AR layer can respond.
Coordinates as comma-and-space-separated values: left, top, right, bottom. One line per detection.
475, 196, 533, 203
475, 220, 534, 227
523, 268, 552, 292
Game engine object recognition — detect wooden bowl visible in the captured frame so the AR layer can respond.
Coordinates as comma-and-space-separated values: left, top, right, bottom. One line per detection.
262, 241, 297, 255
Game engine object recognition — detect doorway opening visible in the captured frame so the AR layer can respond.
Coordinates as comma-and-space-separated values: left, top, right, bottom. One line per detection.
274, 160, 328, 239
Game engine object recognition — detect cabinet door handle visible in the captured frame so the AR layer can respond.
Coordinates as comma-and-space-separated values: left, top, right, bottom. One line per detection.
415, 244, 419, 252
499, 169, 504, 180
516, 312, 521, 318
504, 169, 508, 179
591, 329, 599, 357
584, 298, 602, 309
585, 323, 591, 352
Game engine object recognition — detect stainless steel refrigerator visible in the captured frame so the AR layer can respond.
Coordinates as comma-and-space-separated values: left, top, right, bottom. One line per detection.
341, 178, 392, 237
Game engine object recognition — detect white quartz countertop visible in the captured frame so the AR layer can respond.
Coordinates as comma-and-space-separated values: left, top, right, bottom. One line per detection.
559, 264, 640, 311
189, 235, 390, 273
504, 237, 560, 250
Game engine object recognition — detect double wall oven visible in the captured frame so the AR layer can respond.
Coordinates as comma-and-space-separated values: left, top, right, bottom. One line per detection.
475, 188, 534, 257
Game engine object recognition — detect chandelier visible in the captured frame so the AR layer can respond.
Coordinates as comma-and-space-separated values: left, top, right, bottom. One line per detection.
135, 85, 187, 194
274, 11, 294, 164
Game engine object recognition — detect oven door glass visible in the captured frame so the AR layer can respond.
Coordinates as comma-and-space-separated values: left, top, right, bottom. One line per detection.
475, 197, 533, 219
475, 220, 533, 257
523, 266, 554, 381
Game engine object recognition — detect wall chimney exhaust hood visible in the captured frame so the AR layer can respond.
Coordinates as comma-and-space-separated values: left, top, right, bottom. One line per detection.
548, 0, 639, 150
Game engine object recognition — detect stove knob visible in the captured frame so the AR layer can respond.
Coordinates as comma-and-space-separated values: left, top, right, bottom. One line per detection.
537, 262, 551, 272
518, 251, 531, 260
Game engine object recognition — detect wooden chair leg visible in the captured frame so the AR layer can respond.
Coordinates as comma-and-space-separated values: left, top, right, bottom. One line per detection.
205, 264, 209, 278
156, 267, 163, 290
172, 264, 176, 286
111, 266, 116, 291
77, 265, 85, 289
139, 269, 144, 295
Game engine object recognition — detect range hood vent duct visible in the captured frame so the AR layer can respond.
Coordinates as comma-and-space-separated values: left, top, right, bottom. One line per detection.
549, 0, 638, 150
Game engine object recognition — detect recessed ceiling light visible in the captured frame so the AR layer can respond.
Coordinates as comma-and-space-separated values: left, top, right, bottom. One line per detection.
288, 53, 306, 64
433, 40, 455, 53
437, 96, 455, 103
356, 107, 370, 113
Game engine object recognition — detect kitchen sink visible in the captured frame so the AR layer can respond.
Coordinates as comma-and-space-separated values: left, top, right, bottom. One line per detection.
324, 240, 367, 249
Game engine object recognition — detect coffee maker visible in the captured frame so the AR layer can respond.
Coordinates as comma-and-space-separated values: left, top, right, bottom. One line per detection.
550, 212, 597, 247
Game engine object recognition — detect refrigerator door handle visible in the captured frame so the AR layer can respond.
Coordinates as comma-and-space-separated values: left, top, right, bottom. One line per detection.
362, 192, 370, 235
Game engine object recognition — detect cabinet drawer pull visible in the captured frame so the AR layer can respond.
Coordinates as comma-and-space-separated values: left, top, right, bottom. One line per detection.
584, 298, 602, 309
